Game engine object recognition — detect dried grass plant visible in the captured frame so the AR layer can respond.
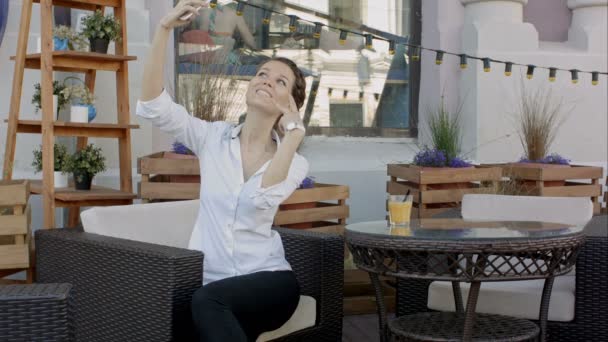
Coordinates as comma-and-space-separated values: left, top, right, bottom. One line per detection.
515, 83, 570, 161
178, 60, 246, 123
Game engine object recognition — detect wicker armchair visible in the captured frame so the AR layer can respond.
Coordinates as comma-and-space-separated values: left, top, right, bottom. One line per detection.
35, 227, 343, 342
396, 210, 608, 342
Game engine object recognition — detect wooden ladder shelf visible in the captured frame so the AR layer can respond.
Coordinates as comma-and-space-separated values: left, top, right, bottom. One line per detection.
2, 0, 138, 229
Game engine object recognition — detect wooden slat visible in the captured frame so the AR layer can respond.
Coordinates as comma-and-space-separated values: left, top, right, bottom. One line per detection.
413, 206, 452, 219
0, 204, 30, 236
273, 204, 349, 225
304, 225, 344, 235
418, 167, 502, 185
387, 164, 421, 183
540, 184, 601, 197
421, 186, 496, 204
139, 182, 200, 200
0, 180, 29, 206
281, 183, 349, 204
0, 245, 29, 269
11, 51, 137, 72
386, 180, 420, 198
54, 199, 132, 208
7, 120, 139, 137
541, 165, 604, 181
29, 180, 135, 202
138, 154, 200, 175
33, 0, 120, 10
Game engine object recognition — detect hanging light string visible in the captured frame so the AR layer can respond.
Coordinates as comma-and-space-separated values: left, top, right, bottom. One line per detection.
227, 0, 607, 83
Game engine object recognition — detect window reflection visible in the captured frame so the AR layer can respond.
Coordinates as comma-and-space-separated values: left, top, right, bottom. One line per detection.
174, 0, 418, 136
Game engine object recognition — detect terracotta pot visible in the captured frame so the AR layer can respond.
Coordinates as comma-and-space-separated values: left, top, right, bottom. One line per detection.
512, 163, 569, 187
163, 151, 201, 183
278, 202, 317, 229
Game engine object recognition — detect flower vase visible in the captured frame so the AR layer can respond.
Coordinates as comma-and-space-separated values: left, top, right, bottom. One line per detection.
89, 38, 109, 53
52, 94, 59, 121
88, 104, 97, 122
53, 171, 68, 188
70, 104, 89, 123
53, 36, 68, 51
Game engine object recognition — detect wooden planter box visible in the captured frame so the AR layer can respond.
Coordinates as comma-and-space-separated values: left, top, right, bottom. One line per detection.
138, 152, 201, 201
387, 164, 502, 218
496, 163, 604, 214
0, 180, 31, 273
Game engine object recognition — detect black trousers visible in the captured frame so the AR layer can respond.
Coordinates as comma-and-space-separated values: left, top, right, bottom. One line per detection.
191, 270, 300, 342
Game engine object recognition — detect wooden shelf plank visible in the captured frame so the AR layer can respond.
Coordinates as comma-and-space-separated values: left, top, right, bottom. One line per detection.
29, 180, 136, 207
33, 0, 121, 11
10, 51, 136, 72
4, 120, 139, 138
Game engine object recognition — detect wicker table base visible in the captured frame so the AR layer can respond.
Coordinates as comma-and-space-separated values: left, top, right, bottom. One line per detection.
389, 312, 539, 342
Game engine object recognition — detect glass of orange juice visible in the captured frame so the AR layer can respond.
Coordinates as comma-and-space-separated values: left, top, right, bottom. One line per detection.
388, 194, 413, 226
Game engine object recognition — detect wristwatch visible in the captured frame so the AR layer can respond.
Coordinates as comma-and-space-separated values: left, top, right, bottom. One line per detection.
285, 121, 306, 134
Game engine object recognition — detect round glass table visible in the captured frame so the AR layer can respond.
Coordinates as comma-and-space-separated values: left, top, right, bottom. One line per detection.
345, 219, 586, 342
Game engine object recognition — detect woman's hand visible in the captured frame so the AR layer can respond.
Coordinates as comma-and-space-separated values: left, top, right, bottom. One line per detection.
160, 0, 208, 30
273, 95, 305, 139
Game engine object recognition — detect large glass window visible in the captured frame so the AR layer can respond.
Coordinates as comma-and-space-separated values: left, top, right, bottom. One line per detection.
174, 0, 420, 137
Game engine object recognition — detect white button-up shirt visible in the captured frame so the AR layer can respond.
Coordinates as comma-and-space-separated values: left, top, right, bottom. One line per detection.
136, 90, 309, 285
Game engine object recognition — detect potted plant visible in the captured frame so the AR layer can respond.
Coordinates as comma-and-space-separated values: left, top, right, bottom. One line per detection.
61, 77, 96, 123
32, 143, 70, 188
32, 80, 70, 120
81, 9, 121, 53
164, 141, 200, 183
53, 25, 89, 51
509, 85, 570, 186
387, 96, 501, 218
65, 144, 106, 190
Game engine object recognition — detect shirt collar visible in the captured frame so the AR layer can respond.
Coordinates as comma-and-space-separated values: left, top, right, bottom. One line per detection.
230, 123, 281, 146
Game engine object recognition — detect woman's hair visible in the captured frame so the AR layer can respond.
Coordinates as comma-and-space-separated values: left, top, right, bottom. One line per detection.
257, 57, 307, 110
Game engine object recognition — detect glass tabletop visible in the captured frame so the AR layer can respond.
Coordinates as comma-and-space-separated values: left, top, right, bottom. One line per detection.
346, 219, 585, 240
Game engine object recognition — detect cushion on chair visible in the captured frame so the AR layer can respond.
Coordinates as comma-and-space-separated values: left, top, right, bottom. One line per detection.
80, 200, 199, 248
427, 276, 575, 322
461, 194, 593, 226
256, 295, 317, 342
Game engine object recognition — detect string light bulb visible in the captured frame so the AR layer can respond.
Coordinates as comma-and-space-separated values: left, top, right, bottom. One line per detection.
339, 30, 348, 45
459, 54, 467, 69
388, 40, 395, 55
236, 1, 245, 16
209, 0, 218, 8
435, 50, 444, 65
592, 72, 599, 85
262, 10, 271, 25
526, 65, 535, 79
365, 34, 373, 49
411, 46, 420, 61
549, 68, 557, 82
374, 93, 380, 101
359, 92, 364, 101
313, 22, 323, 39
570, 69, 579, 84
483, 58, 491, 72
288, 15, 298, 32
328, 88, 333, 96
343, 90, 348, 99
504, 62, 513, 76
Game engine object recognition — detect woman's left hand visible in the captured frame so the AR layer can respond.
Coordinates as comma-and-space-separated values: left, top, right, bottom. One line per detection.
273, 95, 305, 137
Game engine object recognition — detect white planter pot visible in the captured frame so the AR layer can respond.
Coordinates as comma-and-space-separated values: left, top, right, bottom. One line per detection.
70, 105, 89, 123
54, 171, 68, 188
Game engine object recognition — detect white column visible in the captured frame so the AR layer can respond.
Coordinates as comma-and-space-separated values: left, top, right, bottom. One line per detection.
460, 0, 538, 51
567, 0, 608, 52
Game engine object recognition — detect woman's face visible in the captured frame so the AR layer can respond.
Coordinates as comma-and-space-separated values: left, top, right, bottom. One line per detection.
246, 60, 296, 117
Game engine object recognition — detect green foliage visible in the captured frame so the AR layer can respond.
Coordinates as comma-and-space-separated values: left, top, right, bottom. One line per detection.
32, 81, 70, 113
81, 10, 122, 42
32, 143, 69, 173
65, 144, 106, 177
426, 96, 463, 161
61, 84, 96, 105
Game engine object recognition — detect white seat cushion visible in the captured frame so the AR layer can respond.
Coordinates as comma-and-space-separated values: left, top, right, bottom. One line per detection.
427, 276, 575, 322
81, 200, 199, 249
257, 295, 316, 342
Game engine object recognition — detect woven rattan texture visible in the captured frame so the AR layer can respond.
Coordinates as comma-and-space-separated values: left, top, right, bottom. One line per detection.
389, 312, 539, 342
0, 283, 73, 341
36, 229, 203, 342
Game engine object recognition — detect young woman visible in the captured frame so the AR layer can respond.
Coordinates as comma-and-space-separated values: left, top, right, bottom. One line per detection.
136, 1, 309, 341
